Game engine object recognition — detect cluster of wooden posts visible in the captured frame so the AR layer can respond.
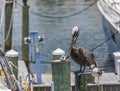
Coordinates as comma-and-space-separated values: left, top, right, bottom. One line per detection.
30, 48, 94, 91
4, 49, 120, 91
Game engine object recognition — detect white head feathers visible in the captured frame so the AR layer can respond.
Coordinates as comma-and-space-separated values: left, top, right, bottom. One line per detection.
72, 26, 79, 35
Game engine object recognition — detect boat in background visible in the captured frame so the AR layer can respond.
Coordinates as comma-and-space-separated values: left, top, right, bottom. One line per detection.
97, 0, 120, 59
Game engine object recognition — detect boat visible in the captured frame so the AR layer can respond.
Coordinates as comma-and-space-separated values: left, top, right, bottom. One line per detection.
97, 0, 120, 59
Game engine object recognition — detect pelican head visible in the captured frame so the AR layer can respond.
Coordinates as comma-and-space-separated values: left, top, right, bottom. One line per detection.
72, 26, 79, 38
71, 26, 80, 47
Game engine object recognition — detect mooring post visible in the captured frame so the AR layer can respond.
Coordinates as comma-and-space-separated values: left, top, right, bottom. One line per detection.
5, 49, 18, 80
52, 48, 70, 91
22, 0, 30, 71
5, 0, 13, 52
75, 72, 94, 91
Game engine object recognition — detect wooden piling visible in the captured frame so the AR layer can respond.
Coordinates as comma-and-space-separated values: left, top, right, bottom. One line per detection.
22, 3, 30, 71
5, 49, 18, 80
75, 72, 94, 91
86, 72, 120, 91
5, 0, 13, 52
52, 61, 70, 91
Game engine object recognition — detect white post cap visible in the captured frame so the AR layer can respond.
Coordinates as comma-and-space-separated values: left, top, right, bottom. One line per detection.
113, 52, 120, 57
52, 48, 65, 55
113, 52, 120, 62
72, 26, 79, 35
5, 49, 18, 57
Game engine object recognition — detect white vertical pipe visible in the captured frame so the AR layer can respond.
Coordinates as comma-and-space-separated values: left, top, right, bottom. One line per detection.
113, 52, 120, 74
51, 81, 54, 91
117, 60, 120, 81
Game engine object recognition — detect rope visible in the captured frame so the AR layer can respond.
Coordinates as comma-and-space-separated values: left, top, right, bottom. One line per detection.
9, 62, 18, 70
15, 0, 23, 7
9, 61, 29, 75
90, 30, 119, 51
31, 0, 97, 18
4, 3, 14, 43
0, 0, 18, 45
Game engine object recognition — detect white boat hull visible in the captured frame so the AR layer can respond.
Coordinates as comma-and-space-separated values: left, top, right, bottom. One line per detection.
97, 0, 120, 59
102, 15, 120, 58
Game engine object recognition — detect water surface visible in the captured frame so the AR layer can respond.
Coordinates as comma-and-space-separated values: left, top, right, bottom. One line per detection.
1, 0, 114, 72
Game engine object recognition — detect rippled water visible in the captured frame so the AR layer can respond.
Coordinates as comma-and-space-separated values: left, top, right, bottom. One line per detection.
0, 0, 114, 72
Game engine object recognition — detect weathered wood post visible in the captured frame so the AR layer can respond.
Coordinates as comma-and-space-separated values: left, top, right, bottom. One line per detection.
75, 72, 94, 91
5, 0, 13, 52
52, 48, 70, 91
5, 49, 18, 80
22, 0, 30, 71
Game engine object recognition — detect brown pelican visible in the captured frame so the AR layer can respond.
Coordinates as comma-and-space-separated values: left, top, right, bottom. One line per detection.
68, 26, 98, 72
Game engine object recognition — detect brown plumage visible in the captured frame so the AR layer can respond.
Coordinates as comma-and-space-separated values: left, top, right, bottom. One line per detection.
68, 26, 97, 72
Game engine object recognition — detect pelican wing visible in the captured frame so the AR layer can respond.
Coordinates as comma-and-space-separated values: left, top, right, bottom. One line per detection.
79, 47, 97, 67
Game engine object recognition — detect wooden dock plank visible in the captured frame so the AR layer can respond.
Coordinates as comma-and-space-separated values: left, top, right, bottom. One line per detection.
41, 72, 75, 86
32, 73, 75, 91
18, 60, 28, 81
87, 72, 120, 91
94, 72, 120, 84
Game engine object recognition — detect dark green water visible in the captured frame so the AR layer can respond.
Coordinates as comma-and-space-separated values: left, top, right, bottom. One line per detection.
2, 0, 114, 72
